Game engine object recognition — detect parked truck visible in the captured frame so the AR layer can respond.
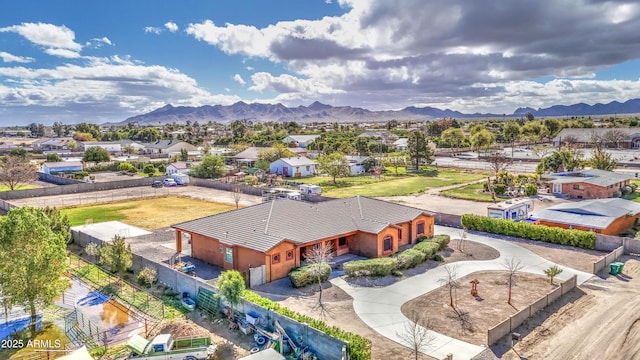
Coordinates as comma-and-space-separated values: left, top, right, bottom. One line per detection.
127, 333, 216, 360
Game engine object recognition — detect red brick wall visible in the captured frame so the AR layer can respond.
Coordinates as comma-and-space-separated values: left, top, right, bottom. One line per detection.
553, 180, 631, 199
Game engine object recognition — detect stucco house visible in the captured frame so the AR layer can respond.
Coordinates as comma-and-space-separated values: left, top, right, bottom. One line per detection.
166, 161, 191, 175
171, 196, 435, 283
269, 157, 316, 177
542, 169, 633, 199
345, 155, 372, 175
530, 198, 640, 235
141, 140, 197, 155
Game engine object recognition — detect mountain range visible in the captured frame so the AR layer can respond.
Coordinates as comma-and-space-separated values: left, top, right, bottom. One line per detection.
120, 98, 640, 125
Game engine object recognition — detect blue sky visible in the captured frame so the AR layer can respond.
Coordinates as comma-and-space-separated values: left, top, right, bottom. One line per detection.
1, 0, 640, 125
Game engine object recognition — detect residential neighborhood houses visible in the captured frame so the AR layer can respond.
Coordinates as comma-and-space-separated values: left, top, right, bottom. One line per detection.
3, 117, 640, 360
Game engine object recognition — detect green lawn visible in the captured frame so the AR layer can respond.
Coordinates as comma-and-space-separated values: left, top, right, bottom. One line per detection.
0, 184, 38, 192
441, 182, 496, 202
297, 168, 487, 198
62, 204, 131, 226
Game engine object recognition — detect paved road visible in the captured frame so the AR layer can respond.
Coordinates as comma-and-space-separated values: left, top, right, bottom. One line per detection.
331, 225, 594, 360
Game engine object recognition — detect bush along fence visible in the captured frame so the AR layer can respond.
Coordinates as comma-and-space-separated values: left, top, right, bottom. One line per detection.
487, 275, 578, 345
461, 214, 596, 249
344, 235, 450, 277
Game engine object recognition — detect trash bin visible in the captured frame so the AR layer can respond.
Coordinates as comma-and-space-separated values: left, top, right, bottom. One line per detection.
609, 262, 622, 275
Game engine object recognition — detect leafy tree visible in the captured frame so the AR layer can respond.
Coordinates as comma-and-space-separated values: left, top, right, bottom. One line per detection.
67, 141, 77, 150
407, 131, 433, 171
83, 146, 111, 163
130, 127, 160, 142
525, 111, 535, 122
29, 123, 45, 137
542, 118, 562, 139
590, 148, 617, 171
74, 122, 101, 141
521, 122, 549, 145
524, 183, 538, 196
123, 144, 137, 155
73, 132, 96, 142
0, 155, 37, 190
0, 207, 69, 333
441, 128, 466, 151
42, 206, 71, 244
157, 164, 166, 173
100, 235, 133, 274
52, 122, 65, 137
46, 153, 63, 162
557, 148, 585, 171
191, 154, 225, 178
9, 148, 29, 159
118, 162, 135, 172
467, 123, 486, 136
470, 129, 495, 154
317, 152, 350, 184
502, 121, 521, 156
544, 265, 563, 284
143, 164, 156, 176
257, 143, 296, 163
217, 270, 245, 318
179, 148, 189, 162
85, 242, 100, 262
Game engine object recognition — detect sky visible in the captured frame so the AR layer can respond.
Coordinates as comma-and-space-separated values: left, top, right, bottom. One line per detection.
1, 0, 640, 126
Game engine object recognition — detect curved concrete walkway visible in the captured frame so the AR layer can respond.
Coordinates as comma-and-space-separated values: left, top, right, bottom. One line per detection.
330, 225, 594, 360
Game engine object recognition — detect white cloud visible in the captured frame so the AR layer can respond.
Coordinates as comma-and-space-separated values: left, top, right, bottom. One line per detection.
86, 37, 113, 48
246, 66, 254, 71
164, 22, 179, 32
233, 74, 246, 85
144, 26, 162, 34
0, 22, 82, 58
0, 51, 34, 63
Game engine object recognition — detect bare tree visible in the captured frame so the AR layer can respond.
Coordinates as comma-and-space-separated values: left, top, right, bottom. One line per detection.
0, 155, 37, 191
531, 145, 555, 160
603, 129, 627, 149
485, 152, 512, 180
438, 265, 460, 308
231, 184, 242, 209
503, 258, 523, 305
397, 311, 435, 360
561, 134, 580, 149
456, 229, 467, 253
306, 242, 334, 318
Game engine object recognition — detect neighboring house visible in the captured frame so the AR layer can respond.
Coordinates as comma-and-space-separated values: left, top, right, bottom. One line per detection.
171, 196, 435, 283
33, 137, 75, 151
393, 138, 408, 151
231, 147, 307, 167
345, 155, 372, 175
41, 161, 83, 174
166, 161, 191, 175
282, 135, 320, 148
530, 198, 640, 235
542, 169, 633, 199
269, 157, 316, 177
81, 141, 122, 153
552, 128, 640, 148
142, 140, 197, 155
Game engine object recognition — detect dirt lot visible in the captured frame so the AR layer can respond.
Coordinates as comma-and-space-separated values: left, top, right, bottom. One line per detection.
402, 271, 557, 345
497, 256, 640, 360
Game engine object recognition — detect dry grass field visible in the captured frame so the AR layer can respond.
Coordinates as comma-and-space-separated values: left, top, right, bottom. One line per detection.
61, 195, 237, 229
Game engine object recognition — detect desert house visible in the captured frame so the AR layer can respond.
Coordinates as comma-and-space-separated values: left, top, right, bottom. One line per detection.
530, 198, 640, 235
552, 128, 640, 149
541, 169, 633, 199
171, 196, 435, 283
269, 157, 317, 177
141, 140, 197, 155
281, 134, 320, 148
40, 161, 83, 175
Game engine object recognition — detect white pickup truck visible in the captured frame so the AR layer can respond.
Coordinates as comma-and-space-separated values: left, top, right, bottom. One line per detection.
126, 333, 216, 360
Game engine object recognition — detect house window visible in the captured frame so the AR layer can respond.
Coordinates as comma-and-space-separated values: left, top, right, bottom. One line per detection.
225, 248, 233, 263
573, 184, 583, 190
306, 166, 310, 171
416, 222, 425, 236
398, 229, 403, 240
338, 237, 347, 248
383, 235, 393, 252
286, 250, 294, 260
272, 253, 281, 264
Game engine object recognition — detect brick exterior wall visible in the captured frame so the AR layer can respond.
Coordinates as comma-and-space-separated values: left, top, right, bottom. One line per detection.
549, 180, 631, 199
536, 214, 639, 235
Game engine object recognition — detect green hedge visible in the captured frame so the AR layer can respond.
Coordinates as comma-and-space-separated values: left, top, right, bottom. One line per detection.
288, 264, 331, 288
461, 214, 596, 249
344, 258, 397, 277
430, 234, 450, 250
413, 241, 440, 258
242, 290, 371, 360
395, 249, 426, 270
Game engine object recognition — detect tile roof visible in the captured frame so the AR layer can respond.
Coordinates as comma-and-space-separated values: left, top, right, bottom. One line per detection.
543, 169, 633, 187
531, 198, 640, 229
172, 196, 432, 253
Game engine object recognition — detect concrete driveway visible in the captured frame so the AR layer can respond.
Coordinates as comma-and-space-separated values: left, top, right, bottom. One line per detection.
331, 226, 594, 360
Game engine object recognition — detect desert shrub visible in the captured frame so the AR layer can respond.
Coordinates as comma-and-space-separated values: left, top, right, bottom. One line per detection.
118, 162, 135, 172
524, 183, 538, 196
137, 266, 158, 286
395, 249, 426, 270
461, 214, 596, 249
72, 171, 89, 179
416, 235, 430, 243
432, 254, 444, 262
430, 234, 450, 250
343, 258, 397, 277
413, 241, 440, 258
288, 264, 331, 288
494, 184, 507, 195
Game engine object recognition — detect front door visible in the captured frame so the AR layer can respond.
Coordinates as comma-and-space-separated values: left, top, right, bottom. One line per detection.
552, 183, 562, 194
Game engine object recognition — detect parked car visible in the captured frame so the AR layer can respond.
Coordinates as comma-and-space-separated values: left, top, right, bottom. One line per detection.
151, 180, 163, 188
163, 178, 178, 187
